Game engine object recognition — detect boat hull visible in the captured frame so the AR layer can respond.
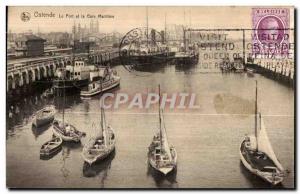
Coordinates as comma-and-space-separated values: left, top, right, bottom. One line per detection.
82, 128, 116, 165
239, 142, 284, 185
53, 78, 89, 94
80, 77, 120, 98
40, 137, 63, 157
83, 145, 115, 165
52, 121, 84, 142
32, 115, 54, 128
32, 106, 56, 128
148, 147, 177, 175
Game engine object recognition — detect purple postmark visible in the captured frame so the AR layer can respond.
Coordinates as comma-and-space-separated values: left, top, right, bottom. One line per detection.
252, 8, 290, 57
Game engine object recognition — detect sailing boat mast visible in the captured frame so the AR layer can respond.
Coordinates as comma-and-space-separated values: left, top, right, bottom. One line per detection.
255, 80, 258, 150
146, 7, 149, 47
164, 13, 167, 44
62, 69, 65, 127
100, 98, 105, 137
189, 10, 192, 45
158, 85, 162, 151
72, 21, 75, 81
183, 9, 187, 52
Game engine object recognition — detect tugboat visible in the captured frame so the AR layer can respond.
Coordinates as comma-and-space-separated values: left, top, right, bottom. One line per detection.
80, 66, 120, 98
148, 85, 177, 175
240, 81, 285, 185
82, 102, 116, 165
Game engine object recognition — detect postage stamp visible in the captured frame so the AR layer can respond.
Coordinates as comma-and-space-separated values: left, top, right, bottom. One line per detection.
252, 8, 290, 57
6, 6, 295, 189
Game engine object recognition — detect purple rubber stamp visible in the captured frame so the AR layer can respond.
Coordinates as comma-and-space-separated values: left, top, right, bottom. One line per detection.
252, 8, 290, 57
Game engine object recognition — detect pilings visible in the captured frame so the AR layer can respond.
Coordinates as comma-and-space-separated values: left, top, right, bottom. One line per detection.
245, 60, 294, 88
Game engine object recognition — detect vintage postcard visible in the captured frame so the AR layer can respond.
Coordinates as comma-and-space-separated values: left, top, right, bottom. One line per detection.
6, 6, 295, 189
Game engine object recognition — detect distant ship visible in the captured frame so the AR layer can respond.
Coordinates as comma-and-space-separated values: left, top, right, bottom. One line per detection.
120, 8, 174, 66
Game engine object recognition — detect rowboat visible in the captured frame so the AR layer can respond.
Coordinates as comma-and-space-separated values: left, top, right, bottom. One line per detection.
240, 81, 284, 185
148, 85, 177, 175
52, 120, 85, 142
82, 105, 116, 165
32, 105, 56, 128
40, 136, 62, 157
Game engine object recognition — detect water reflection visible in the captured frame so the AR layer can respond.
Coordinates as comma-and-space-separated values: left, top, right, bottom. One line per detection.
60, 146, 71, 179
175, 61, 198, 74
31, 123, 51, 140
147, 164, 178, 188
82, 150, 116, 187
54, 94, 82, 111
239, 162, 284, 189
131, 63, 169, 73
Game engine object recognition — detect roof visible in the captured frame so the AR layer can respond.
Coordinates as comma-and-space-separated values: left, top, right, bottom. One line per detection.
16, 35, 46, 42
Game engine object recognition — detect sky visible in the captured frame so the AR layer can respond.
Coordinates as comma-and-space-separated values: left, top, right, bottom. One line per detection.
7, 6, 294, 34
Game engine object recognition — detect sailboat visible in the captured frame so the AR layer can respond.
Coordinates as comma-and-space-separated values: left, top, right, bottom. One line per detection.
82, 102, 116, 165
240, 81, 284, 185
148, 85, 177, 175
52, 68, 86, 142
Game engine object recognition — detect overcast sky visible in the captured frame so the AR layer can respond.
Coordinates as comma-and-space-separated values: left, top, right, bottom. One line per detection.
7, 6, 294, 34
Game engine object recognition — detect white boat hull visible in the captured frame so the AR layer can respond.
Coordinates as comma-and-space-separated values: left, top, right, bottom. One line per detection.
80, 77, 120, 98
83, 145, 115, 165
82, 128, 116, 165
52, 125, 81, 142
148, 148, 177, 175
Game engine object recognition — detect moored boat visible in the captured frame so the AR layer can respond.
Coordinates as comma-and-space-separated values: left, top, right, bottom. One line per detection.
52, 120, 85, 142
40, 136, 63, 157
80, 66, 120, 98
82, 105, 116, 165
148, 85, 177, 175
53, 58, 102, 95
240, 81, 285, 185
32, 105, 56, 128
174, 51, 198, 64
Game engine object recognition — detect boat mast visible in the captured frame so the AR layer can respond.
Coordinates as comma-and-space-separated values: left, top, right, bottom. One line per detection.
164, 13, 167, 44
189, 10, 192, 45
100, 96, 105, 137
158, 85, 163, 151
255, 80, 258, 150
145, 7, 149, 47
72, 21, 75, 81
183, 9, 187, 52
62, 69, 65, 127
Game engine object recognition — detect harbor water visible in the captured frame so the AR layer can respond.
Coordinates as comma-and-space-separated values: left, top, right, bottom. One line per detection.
6, 61, 294, 188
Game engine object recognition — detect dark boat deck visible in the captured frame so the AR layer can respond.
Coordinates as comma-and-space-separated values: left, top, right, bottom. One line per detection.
241, 140, 277, 171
